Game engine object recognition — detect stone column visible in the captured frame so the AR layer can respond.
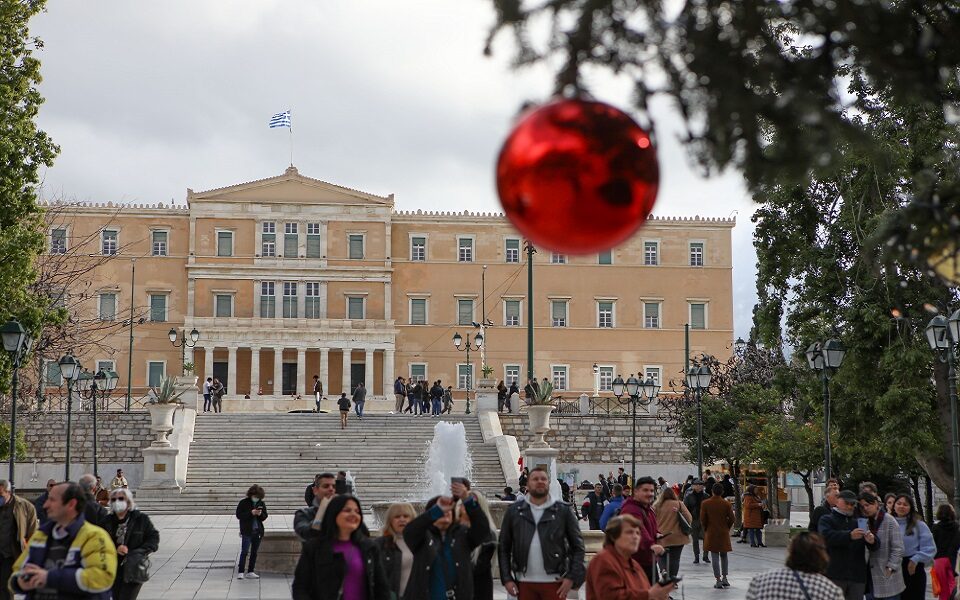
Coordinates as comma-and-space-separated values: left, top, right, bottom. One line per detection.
185, 346, 195, 371
253, 281, 260, 318
342, 349, 352, 395
250, 347, 260, 396
204, 347, 213, 381
274, 347, 283, 396
227, 346, 238, 395
319, 348, 329, 397
382, 349, 394, 400
364, 349, 374, 394
296, 347, 306, 396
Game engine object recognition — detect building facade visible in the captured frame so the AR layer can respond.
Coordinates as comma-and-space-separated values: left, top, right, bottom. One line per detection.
40, 167, 735, 408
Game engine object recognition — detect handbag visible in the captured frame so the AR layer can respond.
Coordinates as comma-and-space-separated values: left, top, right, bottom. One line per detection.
124, 551, 151, 584
677, 508, 692, 535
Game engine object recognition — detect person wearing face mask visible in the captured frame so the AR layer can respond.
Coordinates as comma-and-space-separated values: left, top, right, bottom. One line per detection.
102, 489, 159, 600
235, 485, 268, 580
817, 490, 877, 600
373, 502, 416, 600
0, 479, 37, 600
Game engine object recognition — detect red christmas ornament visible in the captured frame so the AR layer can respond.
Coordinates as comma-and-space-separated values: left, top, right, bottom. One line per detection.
496, 98, 659, 254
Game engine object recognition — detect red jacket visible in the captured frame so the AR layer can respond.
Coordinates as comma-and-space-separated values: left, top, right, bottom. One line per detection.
618, 498, 659, 566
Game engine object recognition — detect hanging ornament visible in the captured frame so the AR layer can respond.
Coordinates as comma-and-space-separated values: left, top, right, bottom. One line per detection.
496, 98, 659, 254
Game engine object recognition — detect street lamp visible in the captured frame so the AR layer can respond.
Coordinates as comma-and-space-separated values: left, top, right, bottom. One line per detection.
926, 310, 960, 513
613, 373, 660, 485
805, 338, 846, 480
57, 352, 81, 480
686, 364, 713, 479
592, 363, 599, 398
453, 331, 483, 415
169, 327, 200, 374
1, 319, 32, 490
76, 368, 119, 477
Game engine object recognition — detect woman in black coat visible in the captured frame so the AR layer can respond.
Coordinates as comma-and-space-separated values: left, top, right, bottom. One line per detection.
402, 481, 492, 600
293, 495, 390, 600
102, 489, 160, 600
235, 484, 268, 578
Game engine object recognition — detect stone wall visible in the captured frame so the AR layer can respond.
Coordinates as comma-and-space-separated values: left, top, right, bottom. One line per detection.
13, 411, 153, 462
499, 414, 688, 465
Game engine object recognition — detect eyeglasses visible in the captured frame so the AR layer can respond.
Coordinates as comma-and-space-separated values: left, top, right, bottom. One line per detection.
109, 497, 124, 502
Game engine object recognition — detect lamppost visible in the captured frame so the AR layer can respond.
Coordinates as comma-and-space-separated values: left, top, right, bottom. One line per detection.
612, 374, 660, 485
57, 352, 81, 480
925, 310, 960, 513
76, 368, 118, 477
592, 363, 599, 397
805, 338, 846, 479
1, 320, 33, 490
452, 331, 483, 415
168, 328, 200, 374
685, 364, 713, 479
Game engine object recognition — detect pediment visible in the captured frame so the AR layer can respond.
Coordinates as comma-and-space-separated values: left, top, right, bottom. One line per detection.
188, 167, 393, 207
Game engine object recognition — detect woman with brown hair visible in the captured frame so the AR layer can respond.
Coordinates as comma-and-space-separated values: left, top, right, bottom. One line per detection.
701, 482, 735, 589
585, 514, 674, 600
745, 532, 843, 599
235, 484, 268, 579
653, 486, 692, 580
373, 503, 416, 600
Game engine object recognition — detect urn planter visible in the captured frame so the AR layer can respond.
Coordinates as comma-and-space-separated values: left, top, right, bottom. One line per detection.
147, 403, 179, 447
527, 405, 555, 448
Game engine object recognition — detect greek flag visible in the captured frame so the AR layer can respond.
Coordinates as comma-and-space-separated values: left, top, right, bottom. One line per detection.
269, 110, 291, 129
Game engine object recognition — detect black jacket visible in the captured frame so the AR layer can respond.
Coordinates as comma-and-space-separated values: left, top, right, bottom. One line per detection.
933, 520, 960, 560
498, 498, 586, 587
235, 497, 268, 537
103, 509, 160, 557
809, 503, 832, 532
292, 535, 390, 600
402, 498, 492, 600
83, 493, 108, 528
304, 484, 314, 507
430, 384, 443, 400
818, 509, 877, 583
373, 535, 407, 600
584, 492, 606, 521
683, 489, 709, 524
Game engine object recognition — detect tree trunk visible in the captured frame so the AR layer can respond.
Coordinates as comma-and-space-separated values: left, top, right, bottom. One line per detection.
925, 475, 934, 525
731, 458, 743, 529
911, 475, 924, 521
916, 452, 954, 506
925, 358, 958, 504
769, 469, 781, 520
797, 470, 814, 521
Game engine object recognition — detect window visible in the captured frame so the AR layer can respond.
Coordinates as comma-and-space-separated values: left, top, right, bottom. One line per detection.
410, 236, 426, 261
457, 299, 474, 326
598, 250, 612, 265
261, 222, 276, 257
457, 364, 473, 390
410, 298, 427, 325
690, 242, 704, 266
283, 282, 298, 318
348, 234, 364, 259
147, 361, 165, 388
101, 229, 118, 255
348, 297, 365, 320
215, 294, 233, 317
96, 360, 115, 374
217, 231, 233, 257
598, 301, 614, 328
505, 365, 521, 387
552, 366, 568, 391
284, 223, 298, 257
505, 238, 520, 263
305, 282, 321, 318
45, 360, 62, 387
645, 367, 662, 385
49, 286, 67, 309
149, 294, 167, 322
598, 366, 614, 391
410, 363, 427, 383
504, 300, 521, 326
458, 237, 473, 262
260, 282, 276, 318
50, 228, 67, 254
98, 293, 116, 321
152, 231, 168, 256
690, 303, 707, 329
551, 300, 568, 327
644, 241, 659, 266
551, 252, 566, 264
644, 302, 661, 328
306, 223, 322, 258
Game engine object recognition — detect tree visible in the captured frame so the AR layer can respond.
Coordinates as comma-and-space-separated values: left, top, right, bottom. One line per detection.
753, 418, 824, 521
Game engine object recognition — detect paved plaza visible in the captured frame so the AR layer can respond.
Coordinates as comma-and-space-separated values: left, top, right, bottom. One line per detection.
138, 514, 796, 600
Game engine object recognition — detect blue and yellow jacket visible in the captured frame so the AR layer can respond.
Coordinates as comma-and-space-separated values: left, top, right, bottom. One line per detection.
11, 515, 117, 599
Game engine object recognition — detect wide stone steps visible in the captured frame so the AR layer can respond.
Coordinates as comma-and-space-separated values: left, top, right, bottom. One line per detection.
136, 414, 506, 515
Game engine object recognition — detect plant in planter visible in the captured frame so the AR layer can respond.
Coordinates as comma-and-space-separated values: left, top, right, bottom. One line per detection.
147, 376, 184, 447
181, 362, 195, 376
481, 364, 494, 378
527, 380, 556, 448
529, 380, 555, 405
148, 376, 186, 405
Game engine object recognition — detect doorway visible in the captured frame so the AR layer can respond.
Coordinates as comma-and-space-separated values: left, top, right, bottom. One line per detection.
213, 362, 228, 393
350, 363, 365, 392
282, 363, 298, 395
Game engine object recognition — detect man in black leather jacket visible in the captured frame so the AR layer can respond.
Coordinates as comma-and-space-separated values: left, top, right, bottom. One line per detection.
499, 467, 586, 599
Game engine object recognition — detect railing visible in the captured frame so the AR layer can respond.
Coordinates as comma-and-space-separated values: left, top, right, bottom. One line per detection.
521, 396, 640, 417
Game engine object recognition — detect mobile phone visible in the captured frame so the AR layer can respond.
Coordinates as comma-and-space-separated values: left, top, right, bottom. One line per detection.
857, 518, 868, 531
17, 571, 34, 582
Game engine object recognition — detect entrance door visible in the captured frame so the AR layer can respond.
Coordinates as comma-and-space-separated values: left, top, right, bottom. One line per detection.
350, 363, 365, 392
282, 363, 298, 395
213, 362, 228, 393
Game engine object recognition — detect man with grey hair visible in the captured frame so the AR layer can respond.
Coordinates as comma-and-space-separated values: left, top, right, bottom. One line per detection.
809, 488, 840, 533
0, 479, 37, 600
77, 474, 108, 527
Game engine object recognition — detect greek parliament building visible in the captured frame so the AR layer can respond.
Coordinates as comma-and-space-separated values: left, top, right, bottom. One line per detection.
42, 167, 735, 410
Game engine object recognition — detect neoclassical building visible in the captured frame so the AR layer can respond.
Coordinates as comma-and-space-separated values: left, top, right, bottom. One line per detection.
41, 167, 736, 409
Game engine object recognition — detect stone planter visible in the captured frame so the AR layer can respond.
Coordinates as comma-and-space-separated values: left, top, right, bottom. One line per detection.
763, 519, 791, 547
147, 403, 179, 447
527, 405, 554, 448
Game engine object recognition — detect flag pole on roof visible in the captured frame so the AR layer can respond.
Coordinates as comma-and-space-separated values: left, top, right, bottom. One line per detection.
269, 110, 293, 166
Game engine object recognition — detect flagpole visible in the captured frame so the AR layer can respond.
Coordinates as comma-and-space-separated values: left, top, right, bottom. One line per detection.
289, 110, 293, 166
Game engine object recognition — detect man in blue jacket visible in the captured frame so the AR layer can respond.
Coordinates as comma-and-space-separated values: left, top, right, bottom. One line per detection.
599, 484, 625, 530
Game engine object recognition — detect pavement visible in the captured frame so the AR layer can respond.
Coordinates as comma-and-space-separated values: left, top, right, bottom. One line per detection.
138, 514, 792, 599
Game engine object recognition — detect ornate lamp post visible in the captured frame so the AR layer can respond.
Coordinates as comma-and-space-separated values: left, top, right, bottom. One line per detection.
685, 364, 713, 479
76, 368, 119, 477
926, 310, 960, 512
612, 373, 658, 485
168, 328, 200, 374
1, 320, 32, 490
805, 338, 846, 479
452, 331, 483, 415
57, 352, 81, 480
592, 363, 600, 397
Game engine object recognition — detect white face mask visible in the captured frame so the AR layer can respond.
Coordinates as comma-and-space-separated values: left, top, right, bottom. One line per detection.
111, 500, 128, 513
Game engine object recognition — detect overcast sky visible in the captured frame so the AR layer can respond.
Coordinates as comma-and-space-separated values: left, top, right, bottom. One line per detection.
30, 0, 758, 339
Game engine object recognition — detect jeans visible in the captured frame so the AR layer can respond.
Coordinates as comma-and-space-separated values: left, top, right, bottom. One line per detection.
407, 395, 416, 413
203, 394, 211, 411
748, 527, 763, 545
691, 522, 703, 558
431, 398, 441, 415
421, 399, 429, 414
354, 400, 364, 417
710, 552, 729, 579
659, 545, 684, 579
238, 534, 262, 573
